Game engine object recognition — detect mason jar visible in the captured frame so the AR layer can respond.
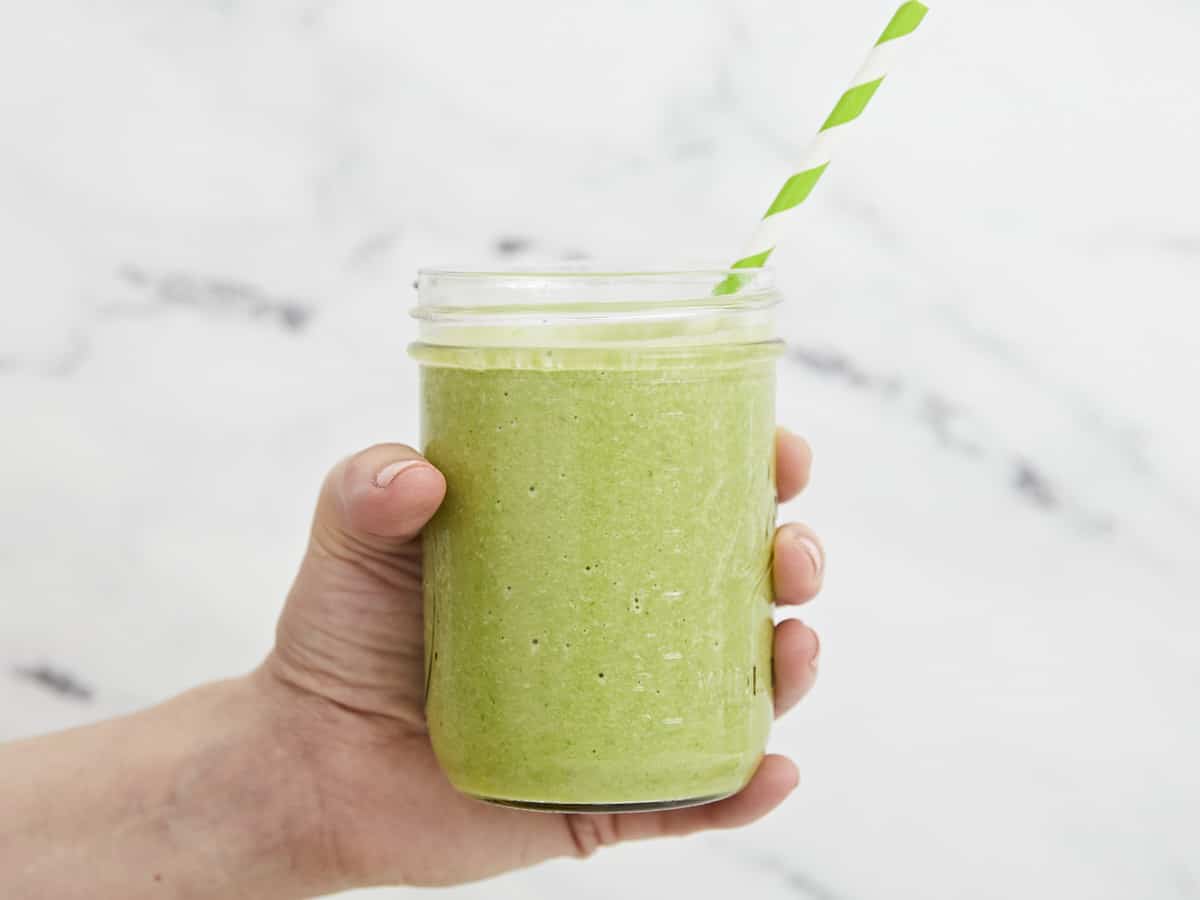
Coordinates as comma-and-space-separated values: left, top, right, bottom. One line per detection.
410, 266, 782, 812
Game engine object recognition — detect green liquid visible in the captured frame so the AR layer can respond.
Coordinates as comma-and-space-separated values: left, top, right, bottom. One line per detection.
419, 345, 778, 807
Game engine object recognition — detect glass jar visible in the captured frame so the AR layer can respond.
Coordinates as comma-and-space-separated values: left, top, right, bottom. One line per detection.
410, 267, 782, 812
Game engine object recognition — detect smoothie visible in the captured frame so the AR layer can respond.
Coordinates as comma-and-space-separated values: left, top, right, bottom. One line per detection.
418, 343, 778, 809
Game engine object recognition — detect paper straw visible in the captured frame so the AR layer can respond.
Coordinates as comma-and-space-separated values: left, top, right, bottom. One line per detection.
715, 1, 929, 295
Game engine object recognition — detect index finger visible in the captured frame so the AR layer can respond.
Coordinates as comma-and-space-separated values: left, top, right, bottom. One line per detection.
775, 428, 812, 502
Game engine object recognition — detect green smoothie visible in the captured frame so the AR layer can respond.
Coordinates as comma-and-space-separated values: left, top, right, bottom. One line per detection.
417, 343, 779, 809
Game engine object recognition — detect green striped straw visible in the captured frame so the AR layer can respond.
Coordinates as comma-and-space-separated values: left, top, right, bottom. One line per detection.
715, 1, 929, 295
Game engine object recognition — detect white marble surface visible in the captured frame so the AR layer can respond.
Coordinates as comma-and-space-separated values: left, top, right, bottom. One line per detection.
3, 1, 1199, 897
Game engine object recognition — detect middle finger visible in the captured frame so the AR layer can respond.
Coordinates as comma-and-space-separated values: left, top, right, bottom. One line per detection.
773, 522, 825, 605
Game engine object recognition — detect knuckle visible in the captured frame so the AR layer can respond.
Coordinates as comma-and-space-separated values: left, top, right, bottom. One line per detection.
564, 814, 619, 858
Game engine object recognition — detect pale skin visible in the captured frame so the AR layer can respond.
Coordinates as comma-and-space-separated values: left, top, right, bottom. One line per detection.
0, 429, 825, 899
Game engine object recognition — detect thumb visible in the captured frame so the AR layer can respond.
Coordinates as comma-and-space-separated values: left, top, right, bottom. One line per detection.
267, 444, 446, 722
310, 443, 447, 558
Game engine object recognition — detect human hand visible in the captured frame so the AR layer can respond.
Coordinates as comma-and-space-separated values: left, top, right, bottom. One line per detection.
253, 428, 825, 893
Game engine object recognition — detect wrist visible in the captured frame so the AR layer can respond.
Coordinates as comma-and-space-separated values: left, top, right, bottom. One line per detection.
148, 675, 351, 899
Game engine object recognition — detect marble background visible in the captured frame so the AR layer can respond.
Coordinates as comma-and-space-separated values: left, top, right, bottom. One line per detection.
2, 1, 1198, 897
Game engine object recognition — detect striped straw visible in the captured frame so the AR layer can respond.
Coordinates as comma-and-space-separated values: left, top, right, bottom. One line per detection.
715, 1, 928, 295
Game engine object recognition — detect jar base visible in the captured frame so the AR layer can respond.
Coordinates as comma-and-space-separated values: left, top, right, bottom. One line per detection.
476, 791, 735, 814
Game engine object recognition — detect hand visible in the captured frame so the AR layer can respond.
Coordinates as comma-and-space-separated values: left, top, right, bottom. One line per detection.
255, 428, 825, 891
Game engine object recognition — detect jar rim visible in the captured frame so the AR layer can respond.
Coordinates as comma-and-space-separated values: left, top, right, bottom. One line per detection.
414, 264, 776, 316
417, 264, 770, 279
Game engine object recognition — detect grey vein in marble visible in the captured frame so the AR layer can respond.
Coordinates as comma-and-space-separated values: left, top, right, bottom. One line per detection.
787, 343, 1113, 531
738, 852, 846, 900
113, 265, 313, 333
12, 664, 94, 703
494, 236, 534, 256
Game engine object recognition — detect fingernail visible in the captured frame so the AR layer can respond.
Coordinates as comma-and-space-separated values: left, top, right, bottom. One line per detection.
809, 629, 820, 672
794, 534, 824, 577
374, 459, 423, 488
